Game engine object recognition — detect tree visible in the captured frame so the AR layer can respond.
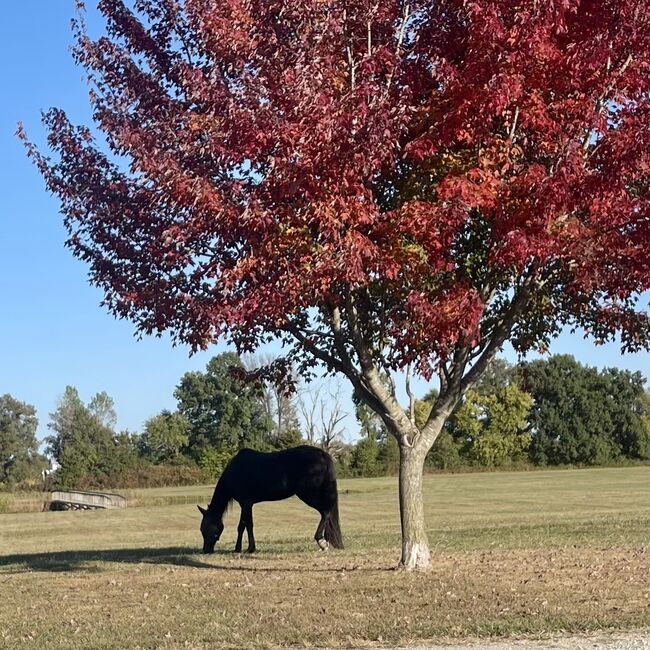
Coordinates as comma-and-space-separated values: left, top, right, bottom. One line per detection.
246, 355, 303, 449
599, 368, 650, 460
353, 383, 392, 474
449, 385, 533, 467
0, 395, 45, 486
47, 386, 121, 487
139, 410, 189, 464
475, 359, 517, 396
174, 353, 272, 464
521, 355, 650, 465
415, 390, 463, 471
24, 1, 650, 569
297, 381, 347, 456
350, 435, 380, 477
88, 391, 118, 429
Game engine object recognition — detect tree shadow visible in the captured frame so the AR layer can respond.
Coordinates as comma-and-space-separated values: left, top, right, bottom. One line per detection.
0, 546, 380, 574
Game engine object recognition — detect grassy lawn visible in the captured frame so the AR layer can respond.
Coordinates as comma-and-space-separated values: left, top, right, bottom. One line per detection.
0, 467, 648, 649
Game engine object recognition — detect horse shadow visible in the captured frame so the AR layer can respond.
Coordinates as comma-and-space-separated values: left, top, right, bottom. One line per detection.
0, 546, 204, 574
0, 546, 370, 574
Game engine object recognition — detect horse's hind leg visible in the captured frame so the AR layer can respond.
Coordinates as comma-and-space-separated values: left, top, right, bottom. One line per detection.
314, 511, 329, 551
298, 491, 331, 551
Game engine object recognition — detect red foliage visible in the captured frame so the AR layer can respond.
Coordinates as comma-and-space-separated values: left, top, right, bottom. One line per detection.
21, 0, 650, 386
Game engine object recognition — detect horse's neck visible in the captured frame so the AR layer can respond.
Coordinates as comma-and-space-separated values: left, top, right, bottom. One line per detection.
208, 479, 231, 517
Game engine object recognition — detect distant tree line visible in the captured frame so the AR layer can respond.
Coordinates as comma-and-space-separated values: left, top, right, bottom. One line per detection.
1, 353, 649, 491
344, 355, 650, 477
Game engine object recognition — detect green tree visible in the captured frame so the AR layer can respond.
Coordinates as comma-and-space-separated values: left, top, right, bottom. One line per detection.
353, 387, 395, 475
377, 432, 400, 475
47, 387, 129, 487
274, 426, 303, 450
175, 353, 273, 461
0, 395, 46, 487
522, 356, 650, 465
103, 430, 140, 476
88, 391, 118, 429
450, 385, 533, 468
416, 390, 463, 470
139, 411, 189, 464
350, 435, 380, 477
600, 368, 650, 460
475, 358, 517, 395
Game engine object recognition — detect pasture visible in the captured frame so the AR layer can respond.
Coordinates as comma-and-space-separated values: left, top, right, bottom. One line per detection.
0, 467, 648, 649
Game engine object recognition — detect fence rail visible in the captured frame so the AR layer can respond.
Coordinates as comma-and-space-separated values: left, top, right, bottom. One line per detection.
49, 490, 127, 511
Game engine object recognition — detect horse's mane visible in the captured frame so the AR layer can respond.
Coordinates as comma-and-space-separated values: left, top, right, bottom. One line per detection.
207, 469, 235, 519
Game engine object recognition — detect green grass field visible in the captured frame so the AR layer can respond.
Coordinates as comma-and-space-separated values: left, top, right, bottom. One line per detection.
0, 467, 648, 649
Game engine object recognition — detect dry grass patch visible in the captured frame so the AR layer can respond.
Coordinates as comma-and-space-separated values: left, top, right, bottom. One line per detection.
0, 546, 647, 649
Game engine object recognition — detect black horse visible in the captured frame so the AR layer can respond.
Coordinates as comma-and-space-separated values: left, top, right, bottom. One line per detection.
198, 446, 343, 554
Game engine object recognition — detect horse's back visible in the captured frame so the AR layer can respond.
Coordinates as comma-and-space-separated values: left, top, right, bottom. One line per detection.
224, 446, 335, 503
230, 445, 332, 469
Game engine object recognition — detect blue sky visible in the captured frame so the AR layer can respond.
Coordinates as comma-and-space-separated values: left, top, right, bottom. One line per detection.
1, 2, 648, 445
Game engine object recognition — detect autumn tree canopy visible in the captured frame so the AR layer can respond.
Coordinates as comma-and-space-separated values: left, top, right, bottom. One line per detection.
23, 0, 650, 568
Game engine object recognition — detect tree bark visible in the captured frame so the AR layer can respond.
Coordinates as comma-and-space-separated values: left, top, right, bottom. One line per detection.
398, 444, 432, 570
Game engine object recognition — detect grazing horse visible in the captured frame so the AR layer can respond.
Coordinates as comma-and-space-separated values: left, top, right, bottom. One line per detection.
198, 446, 343, 554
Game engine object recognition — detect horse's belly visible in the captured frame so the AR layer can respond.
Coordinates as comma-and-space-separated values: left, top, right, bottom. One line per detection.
258, 490, 294, 502
233, 477, 294, 503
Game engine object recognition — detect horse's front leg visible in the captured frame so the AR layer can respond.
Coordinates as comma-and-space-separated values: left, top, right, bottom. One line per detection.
243, 503, 255, 553
234, 507, 246, 553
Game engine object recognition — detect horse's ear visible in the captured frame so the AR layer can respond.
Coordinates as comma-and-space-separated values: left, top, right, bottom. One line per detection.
197, 505, 207, 516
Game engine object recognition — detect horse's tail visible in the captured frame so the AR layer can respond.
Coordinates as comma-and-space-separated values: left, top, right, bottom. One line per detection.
324, 457, 344, 549
325, 498, 344, 549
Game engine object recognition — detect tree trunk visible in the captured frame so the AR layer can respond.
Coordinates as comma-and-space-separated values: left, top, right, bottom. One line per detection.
398, 444, 432, 570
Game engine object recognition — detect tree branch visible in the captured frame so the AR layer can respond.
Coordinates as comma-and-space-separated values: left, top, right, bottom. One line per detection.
405, 363, 415, 425
285, 319, 389, 420
421, 275, 535, 445
582, 54, 633, 151
344, 291, 419, 444
323, 302, 354, 370
459, 283, 533, 395
343, 9, 357, 91
384, 1, 410, 97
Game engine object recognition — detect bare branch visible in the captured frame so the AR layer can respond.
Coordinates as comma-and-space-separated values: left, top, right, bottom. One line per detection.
509, 106, 520, 141
384, 2, 410, 97
405, 364, 416, 425
297, 380, 347, 455
296, 383, 320, 445
285, 321, 349, 377
583, 54, 633, 151
323, 302, 354, 370
343, 9, 357, 90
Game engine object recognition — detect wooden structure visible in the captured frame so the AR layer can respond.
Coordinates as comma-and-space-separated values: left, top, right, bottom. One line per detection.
49, 490, 127, 511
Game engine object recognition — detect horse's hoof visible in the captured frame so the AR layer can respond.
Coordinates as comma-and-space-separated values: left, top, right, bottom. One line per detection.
317, 539, 329, 551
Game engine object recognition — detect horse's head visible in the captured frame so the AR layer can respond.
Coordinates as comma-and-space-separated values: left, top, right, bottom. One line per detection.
197, 505, 224, 554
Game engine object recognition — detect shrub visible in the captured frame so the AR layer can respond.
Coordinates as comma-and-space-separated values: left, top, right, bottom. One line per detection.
72, 463, 210, 489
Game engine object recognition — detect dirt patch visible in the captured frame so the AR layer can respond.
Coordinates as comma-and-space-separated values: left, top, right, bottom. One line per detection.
393, 631, 650, 650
